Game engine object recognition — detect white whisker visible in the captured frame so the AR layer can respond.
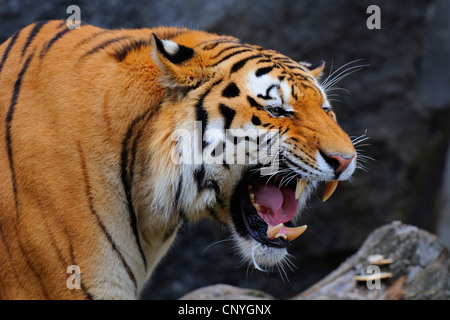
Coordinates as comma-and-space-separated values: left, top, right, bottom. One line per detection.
201, 238, 233, 255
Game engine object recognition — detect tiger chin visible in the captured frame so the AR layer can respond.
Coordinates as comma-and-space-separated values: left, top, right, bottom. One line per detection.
0, 20, 356, 299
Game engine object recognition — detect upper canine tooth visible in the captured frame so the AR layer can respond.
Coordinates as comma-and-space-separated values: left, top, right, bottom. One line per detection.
322, 180, 339, 202
285, 225, 307, 242
295, 179, 308, 199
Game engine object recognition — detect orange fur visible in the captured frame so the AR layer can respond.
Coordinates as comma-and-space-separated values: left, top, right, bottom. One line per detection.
0, 20, 355, 299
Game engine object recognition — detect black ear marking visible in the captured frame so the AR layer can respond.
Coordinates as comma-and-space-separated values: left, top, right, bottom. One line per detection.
307, 60, 325, 71
151, 33, 194, 65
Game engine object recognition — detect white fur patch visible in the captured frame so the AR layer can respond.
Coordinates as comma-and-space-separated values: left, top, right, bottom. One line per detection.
246, 72, 293, 112
161, 39, 179, 55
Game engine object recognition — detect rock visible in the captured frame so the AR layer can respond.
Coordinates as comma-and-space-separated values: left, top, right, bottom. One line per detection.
295, 221, 450, 299
180, 284, 273, 300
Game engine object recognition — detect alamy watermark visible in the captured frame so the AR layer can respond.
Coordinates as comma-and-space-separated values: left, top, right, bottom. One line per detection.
365, 265, 382, 289
66, 5, 81, 29
171, 122, 282, 175
366, 5, 381, 30
66, 265, 81, 289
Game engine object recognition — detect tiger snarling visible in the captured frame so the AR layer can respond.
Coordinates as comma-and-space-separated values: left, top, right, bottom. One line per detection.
0, 21, 357, 299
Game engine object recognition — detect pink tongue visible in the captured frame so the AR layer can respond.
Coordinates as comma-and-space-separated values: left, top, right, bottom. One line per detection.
252, 182, 297, 226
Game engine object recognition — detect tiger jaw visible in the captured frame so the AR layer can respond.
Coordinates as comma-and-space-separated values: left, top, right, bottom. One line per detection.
226, 160, 354, 269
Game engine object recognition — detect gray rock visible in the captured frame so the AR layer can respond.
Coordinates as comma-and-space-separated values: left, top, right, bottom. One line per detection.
180, 284, 273, 300
295, 221, 450, 300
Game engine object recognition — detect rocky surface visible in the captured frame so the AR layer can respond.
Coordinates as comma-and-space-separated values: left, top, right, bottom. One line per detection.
182, 222, 450, 300
296, 221, 450, 299
180, 284, 273, 300
1, 0, 449, 299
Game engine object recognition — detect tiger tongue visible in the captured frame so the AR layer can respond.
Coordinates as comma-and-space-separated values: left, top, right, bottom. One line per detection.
252, 182, 298, 226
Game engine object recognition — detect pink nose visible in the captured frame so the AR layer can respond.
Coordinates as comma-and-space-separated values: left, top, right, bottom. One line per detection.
329, 155, 354, 173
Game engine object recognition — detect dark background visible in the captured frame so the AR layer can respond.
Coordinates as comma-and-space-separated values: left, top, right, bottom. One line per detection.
1, 0, 449, 299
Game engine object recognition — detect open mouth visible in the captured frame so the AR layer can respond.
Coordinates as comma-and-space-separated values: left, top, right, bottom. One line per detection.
231, 167, 339, 249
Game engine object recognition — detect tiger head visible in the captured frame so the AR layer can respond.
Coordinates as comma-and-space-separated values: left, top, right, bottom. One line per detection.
150, 32, 356, 271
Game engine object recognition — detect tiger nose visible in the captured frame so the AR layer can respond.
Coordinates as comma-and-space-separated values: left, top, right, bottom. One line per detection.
328, 154, 354, 173
320, 150, 354, 174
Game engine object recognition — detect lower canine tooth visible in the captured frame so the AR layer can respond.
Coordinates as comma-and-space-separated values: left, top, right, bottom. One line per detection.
267, 223, 283, 239
286, 225, 307, 242
322, 180, 339, 202
295, 179, 308, 199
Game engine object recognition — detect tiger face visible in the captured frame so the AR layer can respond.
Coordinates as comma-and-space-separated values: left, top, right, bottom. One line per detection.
151, 33, 356, 270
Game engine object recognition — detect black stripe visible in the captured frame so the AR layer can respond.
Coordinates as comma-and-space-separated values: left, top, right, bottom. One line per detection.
201, 42, 221, 51
21, 20, 48, 58
178, 209, 187, 221
76, 30, 111, 47
113, 39, 150, 62
210, 44, 244, 59
209, 49, 253, 67
121, 111, 150, 270
208, 207, 221, 223
5, 53, 34, 209
222, 82, 240, 98
40, 26, 71, 58
193, 164, 206, 192
255, 66, 274, 77
79, 36, 130, 60
195, 79, 223, 150
230, 55, 261, 74
174, 175, 183, 205
199, 38, 241, 50
67, 239, 94, 300
282, 156, 311, 175
247, 96, 264, 110
0, 29, 21, 77
120, 105, 161, 270
251, 115, 262, 126
257, 84, 276, 100
205, 180, 220, 198
219, 104, 236, 131
194, 164, 221, 198
76, 141, 138, 294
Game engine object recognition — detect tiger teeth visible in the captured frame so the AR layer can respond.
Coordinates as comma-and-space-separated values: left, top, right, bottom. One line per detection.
322, 180, 339, 202
285, 225, 307, 242
267, 224, 307, 241
295, 179, 308, 199
267, 223, 284, 239
248, 185, 260, 210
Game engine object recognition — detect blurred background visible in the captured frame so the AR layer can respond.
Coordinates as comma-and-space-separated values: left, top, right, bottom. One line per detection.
1, 0, 448, 299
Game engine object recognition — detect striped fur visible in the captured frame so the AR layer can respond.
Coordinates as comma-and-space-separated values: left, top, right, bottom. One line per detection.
0, 21, 356, 299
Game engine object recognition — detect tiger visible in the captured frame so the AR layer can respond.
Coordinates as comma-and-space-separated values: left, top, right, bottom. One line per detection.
0, 20, 357, 299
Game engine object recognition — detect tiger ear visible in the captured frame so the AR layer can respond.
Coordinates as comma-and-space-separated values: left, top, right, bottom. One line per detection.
299, 60, 325, 79
307, 60, 325, 79
151, 34, 206, 88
